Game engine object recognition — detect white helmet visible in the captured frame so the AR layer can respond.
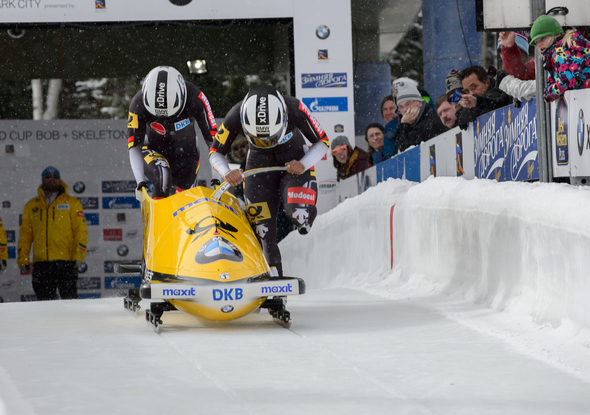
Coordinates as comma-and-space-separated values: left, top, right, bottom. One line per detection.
240, 85, 288, 148
142, 66, 187, 118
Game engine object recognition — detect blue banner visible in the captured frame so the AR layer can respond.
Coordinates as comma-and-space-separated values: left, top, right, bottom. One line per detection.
473, 99, 538, 182
104, 276, 142, 289
301, 73, 348, 88
102, 197, 140, 209
85, 213, 99, 226
376, 146, 421, 183
102, 180, 136, 193
301, 97, 348, 113
78, 277, 102, 290
77, 197, 99, 210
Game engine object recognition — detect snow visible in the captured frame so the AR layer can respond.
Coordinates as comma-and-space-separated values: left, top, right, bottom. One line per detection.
2, 177, 590, 414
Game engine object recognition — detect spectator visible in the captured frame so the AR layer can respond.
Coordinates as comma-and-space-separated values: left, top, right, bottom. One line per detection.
455, 66, 513, 130
393, 82, 448, 153
445, 69, 465, 102
498, 74, 536, 102
392, 78, 435, 111
227, 135, 249, 167
17, 167, 87, 301
530, 15, 590, 102
381, 95, 399, 145
331, 135, 370, 182
365, 123, 396, 165
435, 94, 458, 129
0, 215, 7, 273
498, 31, 535, 80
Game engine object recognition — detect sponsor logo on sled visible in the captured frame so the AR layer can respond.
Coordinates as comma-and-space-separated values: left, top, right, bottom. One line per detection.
221, 305, 234, 313
212, 288, 243, 301
195, 236, 244, 264
162, 287, 196, 297
261, 284, 293, 294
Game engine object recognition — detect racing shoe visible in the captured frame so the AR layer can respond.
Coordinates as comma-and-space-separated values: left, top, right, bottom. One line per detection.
298, 225, 311, 235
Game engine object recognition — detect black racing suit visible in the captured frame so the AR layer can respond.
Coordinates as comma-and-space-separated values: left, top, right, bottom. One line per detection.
210, 96, 329, 276
127, 82, 217, 197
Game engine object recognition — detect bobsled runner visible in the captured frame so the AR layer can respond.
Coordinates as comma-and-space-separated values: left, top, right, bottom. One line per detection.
116, 167, 305, 332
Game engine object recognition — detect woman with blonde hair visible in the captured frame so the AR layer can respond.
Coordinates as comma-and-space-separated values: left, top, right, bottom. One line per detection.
529, 15, 590, 102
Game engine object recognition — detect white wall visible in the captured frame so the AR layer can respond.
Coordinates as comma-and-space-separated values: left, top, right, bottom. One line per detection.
281, 177, 590, 331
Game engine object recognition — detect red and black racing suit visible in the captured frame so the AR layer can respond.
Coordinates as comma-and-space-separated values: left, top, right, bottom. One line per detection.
210, 96, 329, 276
127, 82, 217, 197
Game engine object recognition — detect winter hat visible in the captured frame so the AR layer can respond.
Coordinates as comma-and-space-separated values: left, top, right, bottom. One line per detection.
529, 15, 563, 45
497, 31, 530, 54
392, 77, 418, 98
41, 166, 60, 181
331, 135, 351, 150
445, 69, 463, 96
395, 82, 422, 105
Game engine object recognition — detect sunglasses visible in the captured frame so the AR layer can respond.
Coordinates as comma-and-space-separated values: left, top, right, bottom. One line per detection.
331, 144, 348, 155
44, 174, 60, 179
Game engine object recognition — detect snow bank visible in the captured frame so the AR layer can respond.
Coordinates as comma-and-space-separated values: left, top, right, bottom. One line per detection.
281, 177, 590, 331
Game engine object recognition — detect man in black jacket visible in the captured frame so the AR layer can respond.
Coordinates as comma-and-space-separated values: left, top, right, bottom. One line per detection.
455, 66, 513, 130
393, 82, 449, 153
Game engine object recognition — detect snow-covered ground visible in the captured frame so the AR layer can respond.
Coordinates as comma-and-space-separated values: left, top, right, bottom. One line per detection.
2, 177, 590, 414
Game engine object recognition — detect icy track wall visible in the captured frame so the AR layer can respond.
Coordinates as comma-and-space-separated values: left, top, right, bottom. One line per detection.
281, 177, 590, 331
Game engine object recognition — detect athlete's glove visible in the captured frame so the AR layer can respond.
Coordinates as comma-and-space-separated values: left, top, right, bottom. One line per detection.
0, 260, 7, 273
135, 181, 148, 202
20, 264, 31, 273
73, 260, 83, 271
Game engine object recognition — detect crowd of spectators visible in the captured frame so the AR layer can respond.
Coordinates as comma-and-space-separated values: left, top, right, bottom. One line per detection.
346, 12, 590, 176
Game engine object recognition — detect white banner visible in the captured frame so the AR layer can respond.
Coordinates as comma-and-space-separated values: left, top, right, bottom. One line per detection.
565, 89, 590, 177
0, 119, 216, 302
420, 126, 475, 181
0, 0, 293, 23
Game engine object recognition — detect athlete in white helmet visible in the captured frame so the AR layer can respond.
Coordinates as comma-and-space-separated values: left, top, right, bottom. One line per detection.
209, 84, 329, 277
127, 65, 218, 199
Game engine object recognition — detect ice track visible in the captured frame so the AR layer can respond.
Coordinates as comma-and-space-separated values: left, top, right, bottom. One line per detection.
1, 287, 590, 415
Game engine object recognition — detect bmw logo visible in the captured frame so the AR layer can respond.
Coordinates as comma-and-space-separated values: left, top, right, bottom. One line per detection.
577, 109, 585, 156
221, 305, 234, 313
78, 262, 88, 273
117, 244, 129, 257
73, 181, 86, 194
316, 25, 330, 40
169, 0, 192, 4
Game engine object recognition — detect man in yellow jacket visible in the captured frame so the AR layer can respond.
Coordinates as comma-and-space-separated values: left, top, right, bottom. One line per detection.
17, 167, 87, 300
0, 215, 7, 273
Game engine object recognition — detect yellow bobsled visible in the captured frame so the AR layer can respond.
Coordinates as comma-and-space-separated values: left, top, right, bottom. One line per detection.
117, 168, 305, 332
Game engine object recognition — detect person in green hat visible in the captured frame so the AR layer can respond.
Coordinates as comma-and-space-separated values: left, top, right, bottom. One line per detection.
529, 14, 590, 102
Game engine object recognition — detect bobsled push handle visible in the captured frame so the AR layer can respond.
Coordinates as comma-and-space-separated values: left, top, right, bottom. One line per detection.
211, 167, 288, 201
